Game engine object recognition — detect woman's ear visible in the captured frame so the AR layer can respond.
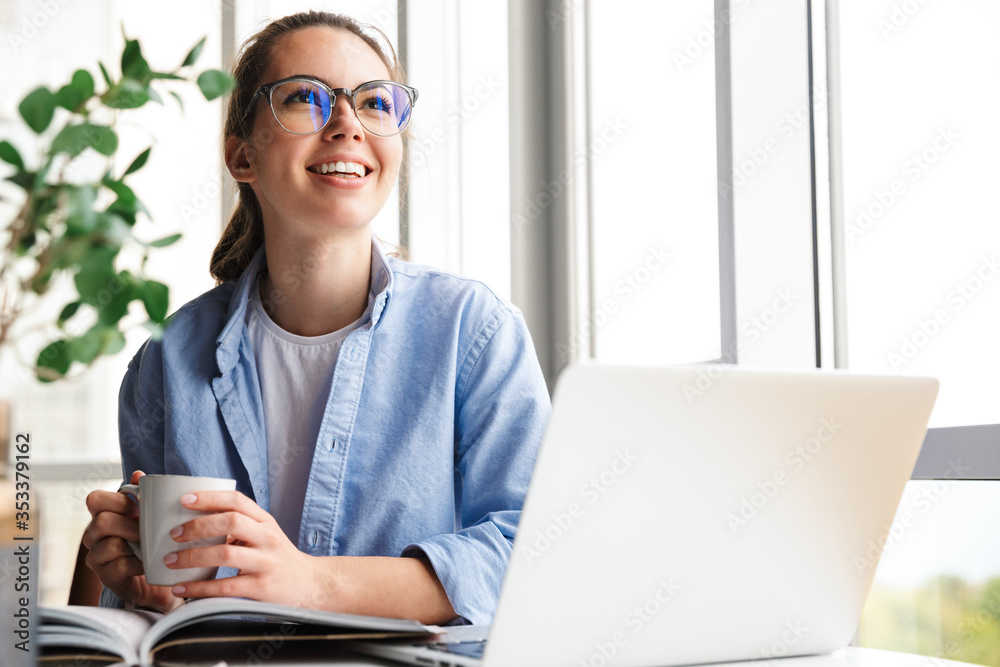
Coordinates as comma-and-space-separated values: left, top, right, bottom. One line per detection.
225, 135, 255, 183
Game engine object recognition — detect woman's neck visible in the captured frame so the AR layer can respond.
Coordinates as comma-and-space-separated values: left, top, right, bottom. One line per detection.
257, 226, 373, 337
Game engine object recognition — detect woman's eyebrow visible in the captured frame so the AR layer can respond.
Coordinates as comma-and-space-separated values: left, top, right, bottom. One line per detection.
286, 73, 334, 87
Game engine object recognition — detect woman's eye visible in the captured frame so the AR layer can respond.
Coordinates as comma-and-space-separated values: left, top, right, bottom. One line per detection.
282, 89, 324, 106
360, 94, 393, 112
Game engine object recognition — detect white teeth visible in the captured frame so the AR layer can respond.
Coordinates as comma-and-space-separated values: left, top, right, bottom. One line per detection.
313, 160, 367, 177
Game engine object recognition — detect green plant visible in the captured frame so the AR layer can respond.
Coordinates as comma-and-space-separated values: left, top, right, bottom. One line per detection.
0, 32, 234, 381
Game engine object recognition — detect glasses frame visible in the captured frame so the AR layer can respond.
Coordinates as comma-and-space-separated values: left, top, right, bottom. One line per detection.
241, 76, 419, 137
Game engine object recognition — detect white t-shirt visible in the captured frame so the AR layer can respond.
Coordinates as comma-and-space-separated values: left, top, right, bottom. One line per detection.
246, 275, 371, 543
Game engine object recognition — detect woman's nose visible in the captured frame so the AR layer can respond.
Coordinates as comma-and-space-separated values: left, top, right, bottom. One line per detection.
322, 94, 365, 139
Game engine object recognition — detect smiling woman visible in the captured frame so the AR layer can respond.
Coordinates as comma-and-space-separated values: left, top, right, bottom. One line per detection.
79, 11, 550, 626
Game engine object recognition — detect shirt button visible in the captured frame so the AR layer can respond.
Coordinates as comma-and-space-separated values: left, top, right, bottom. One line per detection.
310, 531, 319, 548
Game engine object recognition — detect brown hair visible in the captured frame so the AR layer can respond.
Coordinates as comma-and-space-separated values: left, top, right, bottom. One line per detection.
210, 11, 406, 282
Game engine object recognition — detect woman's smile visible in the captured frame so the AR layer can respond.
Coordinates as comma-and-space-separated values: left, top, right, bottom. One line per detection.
305, 154, 374, 189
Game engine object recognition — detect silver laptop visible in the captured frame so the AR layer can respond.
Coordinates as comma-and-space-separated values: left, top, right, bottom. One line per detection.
350, 363, 938, 667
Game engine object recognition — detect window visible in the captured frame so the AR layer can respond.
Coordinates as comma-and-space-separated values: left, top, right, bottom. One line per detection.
2, 1, 225, 604
588, 0, 720, 365
831, 0, 1000, 661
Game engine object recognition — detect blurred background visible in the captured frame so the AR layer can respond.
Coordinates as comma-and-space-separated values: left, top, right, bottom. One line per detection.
0, 0, 997, 663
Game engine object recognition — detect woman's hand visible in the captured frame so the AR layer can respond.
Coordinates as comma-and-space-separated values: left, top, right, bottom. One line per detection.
82, 471, 184, 613
166, 492, 458, 623
164, 491, 329, 608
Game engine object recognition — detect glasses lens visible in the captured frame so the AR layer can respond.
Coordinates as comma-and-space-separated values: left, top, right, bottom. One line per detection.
354, 82, 412, 136
271, 80, 332, 134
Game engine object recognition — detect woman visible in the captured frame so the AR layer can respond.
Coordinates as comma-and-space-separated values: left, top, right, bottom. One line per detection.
81, 11, 549, 626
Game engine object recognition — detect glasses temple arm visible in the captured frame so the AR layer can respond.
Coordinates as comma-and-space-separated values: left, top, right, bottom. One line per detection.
239, 87, 266, 125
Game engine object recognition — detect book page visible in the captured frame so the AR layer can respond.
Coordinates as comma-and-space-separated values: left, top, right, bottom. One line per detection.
138, 597, 442, 664
41, 605, 161, 664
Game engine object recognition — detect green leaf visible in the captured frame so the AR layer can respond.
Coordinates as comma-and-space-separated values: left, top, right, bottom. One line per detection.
65, 184, 99, 234
72, 69, 96, 99
36, 339, 72, 381
169, 90, 185, 113
55, 69, 96, 111
51, 123, 118, 157
121, 39, 152, 84
5, 171, 33, 190
50, 236, 91, 271
124, 147, 151, 176
57, 301, 82, 328
96, 271, 134, 325
142, 320, 164, 341
73, 245, 118, 305
18, 87, 56, 134
149, 233, 181, 248
102, 327, 127, 355
102, 78, 150, 109
68, 325, 104, 364
103, 175, 135, 203
182, 36, 206, 68
196, 70, 235, 101
95, 211, 132, 243
0, 141, 24, 170
98, 61, 113, 88
150, 72, 184, 81
103, 176, 150, 223
142, 280, 169, 323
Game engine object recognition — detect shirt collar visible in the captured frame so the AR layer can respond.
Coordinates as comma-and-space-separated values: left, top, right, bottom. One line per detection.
214, 233, 395, 375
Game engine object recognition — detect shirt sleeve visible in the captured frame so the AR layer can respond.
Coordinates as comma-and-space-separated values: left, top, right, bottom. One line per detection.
402, 305, 550, 625
99, 339, 168, 609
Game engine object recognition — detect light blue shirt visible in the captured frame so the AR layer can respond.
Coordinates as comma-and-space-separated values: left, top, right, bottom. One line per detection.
99, 238, 551, 624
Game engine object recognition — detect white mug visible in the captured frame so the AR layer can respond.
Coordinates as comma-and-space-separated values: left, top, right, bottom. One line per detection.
118, 474, 237, 587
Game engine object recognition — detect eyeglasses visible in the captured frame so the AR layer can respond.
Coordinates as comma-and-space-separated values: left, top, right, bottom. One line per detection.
242, 76, 419, 137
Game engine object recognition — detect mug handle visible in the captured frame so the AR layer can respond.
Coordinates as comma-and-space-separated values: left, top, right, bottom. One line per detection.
117, 483, 143, 562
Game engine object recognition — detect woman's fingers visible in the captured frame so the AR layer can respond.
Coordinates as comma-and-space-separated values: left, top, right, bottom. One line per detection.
179, 490, 272, 523
164, 542, 260, 572
170, 510, 267, 547
170, 573, 257, 601
82, 510, 140, 550
85, 536, 143, 576
85, 489, 136, 519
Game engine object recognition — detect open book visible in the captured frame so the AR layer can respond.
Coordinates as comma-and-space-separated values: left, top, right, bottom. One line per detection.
40, 597, 442, 666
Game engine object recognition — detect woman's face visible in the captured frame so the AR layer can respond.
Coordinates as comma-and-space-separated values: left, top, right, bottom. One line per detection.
236, 27, 402, 240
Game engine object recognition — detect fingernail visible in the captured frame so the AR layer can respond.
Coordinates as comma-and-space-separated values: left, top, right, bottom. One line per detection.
173, 585, 185, 595
163, 552, 178, 565
169, 525, 183, 538
179, 494, 197, 505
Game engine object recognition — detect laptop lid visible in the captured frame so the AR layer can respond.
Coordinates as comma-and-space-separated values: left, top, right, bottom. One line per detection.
484, 363, 938, 667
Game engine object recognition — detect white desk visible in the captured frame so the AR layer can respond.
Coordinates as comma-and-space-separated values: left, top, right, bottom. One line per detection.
263, 646, 981, 667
